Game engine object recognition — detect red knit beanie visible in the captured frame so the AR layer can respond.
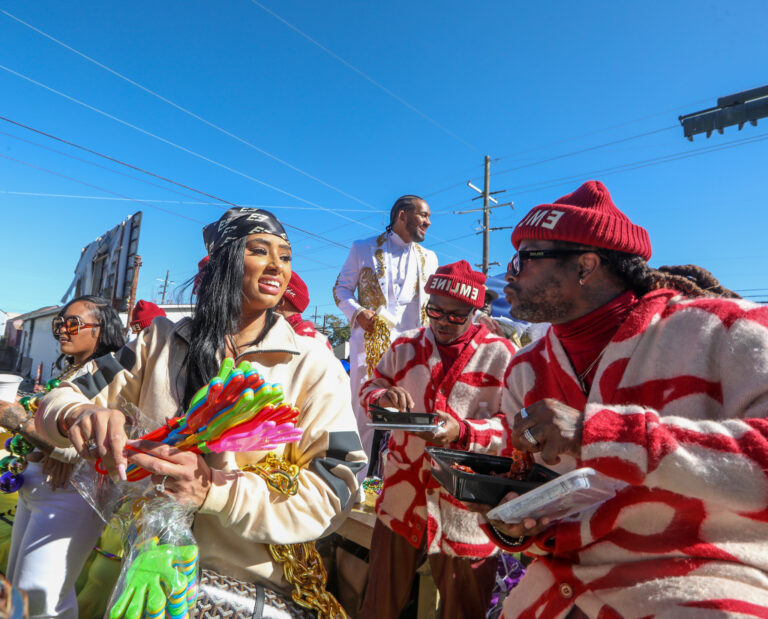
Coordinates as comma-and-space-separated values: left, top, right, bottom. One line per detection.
130, 300, 166, 331
192, 256, 210, 296
283, 272, 310, 313
511, 180, 652, 260
425, 260, 486, 308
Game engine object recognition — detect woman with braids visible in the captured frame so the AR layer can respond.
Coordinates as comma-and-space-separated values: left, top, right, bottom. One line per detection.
476, 181, 768, 617
0, 295, 125, 619
35, 208, 366, 614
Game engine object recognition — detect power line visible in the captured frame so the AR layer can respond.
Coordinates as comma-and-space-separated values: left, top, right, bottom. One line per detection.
0, 8, 382, 213
248, 0, 476, 151
0, 127, 206, 205
0, 190, 381, 212
0, 63, 383, 234
0, 152, 204, 223
502, 130, 768, 197
423, 97, 716, 199
0, 119, 353, 250
491, 126, 677, 178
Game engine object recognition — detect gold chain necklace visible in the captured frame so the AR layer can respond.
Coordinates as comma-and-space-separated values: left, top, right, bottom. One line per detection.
240, 455, 348, 618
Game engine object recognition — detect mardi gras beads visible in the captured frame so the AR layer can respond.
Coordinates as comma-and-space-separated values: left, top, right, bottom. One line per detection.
0, 429, 34, 493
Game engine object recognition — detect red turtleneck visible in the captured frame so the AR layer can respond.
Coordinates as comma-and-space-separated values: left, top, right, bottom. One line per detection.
435, 323, 480, 369
552, 290, 638, 391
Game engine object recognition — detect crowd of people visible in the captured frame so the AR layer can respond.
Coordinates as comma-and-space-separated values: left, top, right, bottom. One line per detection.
0, 179, 766, 619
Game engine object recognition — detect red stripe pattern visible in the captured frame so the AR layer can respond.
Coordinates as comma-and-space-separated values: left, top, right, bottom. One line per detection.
360, 324, 518, 557
501, 289, 768, 618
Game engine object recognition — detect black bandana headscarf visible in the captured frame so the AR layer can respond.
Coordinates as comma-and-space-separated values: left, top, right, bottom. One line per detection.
203, 207, 289, 254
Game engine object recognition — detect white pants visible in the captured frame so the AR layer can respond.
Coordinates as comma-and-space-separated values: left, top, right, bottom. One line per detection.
7, 461, 104, 619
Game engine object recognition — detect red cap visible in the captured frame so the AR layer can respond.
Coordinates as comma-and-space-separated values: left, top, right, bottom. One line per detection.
192, 256, 210, 296
130, 300, 166, 331
283, 272, 310, 313
511, 180, 652, 260
425, 260, 486, 308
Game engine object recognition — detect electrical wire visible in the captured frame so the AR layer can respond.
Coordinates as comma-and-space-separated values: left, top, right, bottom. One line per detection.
0, 63, 383, 234
248, 0, 476, 151
0, 152, 204, 223
0, 8, 383, 213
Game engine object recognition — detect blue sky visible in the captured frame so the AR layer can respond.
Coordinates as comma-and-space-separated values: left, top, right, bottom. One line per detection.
1, 1, 767, 316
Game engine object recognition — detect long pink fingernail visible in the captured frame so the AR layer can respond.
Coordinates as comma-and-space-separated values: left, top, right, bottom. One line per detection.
117, 463, 127, 481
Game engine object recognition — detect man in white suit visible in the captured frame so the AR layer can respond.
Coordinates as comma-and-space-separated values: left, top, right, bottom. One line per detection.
334, 195, 438, 461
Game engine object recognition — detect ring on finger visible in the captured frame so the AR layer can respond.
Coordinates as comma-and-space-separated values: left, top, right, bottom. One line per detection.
155, 475, 168, 494
85, 438, 98, 452
523, 428, 538, 447
519, 407, 528, 420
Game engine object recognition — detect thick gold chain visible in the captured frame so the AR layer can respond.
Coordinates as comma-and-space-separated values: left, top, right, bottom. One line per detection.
269, 542, 347, 618
363, 315, 391, 377
240, 455, 348, 618
241, 452, 301, 495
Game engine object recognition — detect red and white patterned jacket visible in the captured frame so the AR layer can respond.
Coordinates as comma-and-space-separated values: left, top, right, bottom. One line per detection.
285, 313, 332, 350
360, 324, 518, 557
499, 289, 768, 618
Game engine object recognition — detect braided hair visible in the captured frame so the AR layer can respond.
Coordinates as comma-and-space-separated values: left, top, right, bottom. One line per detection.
599, 251, 741, 299
385, 195, 424, 233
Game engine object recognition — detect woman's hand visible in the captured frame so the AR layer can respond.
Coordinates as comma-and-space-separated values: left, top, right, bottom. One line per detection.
0, 400, 28, 433
126, 439, 212, 510
409, 410, 461, 446
64, 405, 129, 481
41, 456, 74, 490
377, 387, 415, 412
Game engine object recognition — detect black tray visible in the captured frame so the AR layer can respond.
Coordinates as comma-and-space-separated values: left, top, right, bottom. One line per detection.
426, 447, 559, 505
369, 404, 438, 427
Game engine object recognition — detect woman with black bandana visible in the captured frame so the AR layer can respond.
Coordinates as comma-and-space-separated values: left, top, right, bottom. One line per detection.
35, 208, 366, 612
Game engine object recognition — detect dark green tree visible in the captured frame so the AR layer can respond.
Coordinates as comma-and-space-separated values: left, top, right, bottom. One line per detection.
321, 314, 350, 348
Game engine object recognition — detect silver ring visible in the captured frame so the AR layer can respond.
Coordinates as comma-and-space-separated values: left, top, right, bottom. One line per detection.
155, 475, 168, 494
85, 438, 98, 452
523, 428, 538, 446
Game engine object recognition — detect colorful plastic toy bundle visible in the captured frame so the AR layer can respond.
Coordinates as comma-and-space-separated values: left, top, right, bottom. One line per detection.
108, 538, 198, 619
95, 358, 304, 481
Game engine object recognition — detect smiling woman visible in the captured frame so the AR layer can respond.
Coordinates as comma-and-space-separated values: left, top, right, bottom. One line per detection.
35, 207, 366, 616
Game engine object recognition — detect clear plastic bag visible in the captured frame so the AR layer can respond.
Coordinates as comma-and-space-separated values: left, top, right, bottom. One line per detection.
106, 498, 199, 619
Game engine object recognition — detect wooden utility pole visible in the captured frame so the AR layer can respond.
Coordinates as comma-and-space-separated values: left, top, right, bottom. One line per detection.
455, 155, 514, 275
482, 155, 491, 274
125, 255, 142, 328
160, 270, 170, 305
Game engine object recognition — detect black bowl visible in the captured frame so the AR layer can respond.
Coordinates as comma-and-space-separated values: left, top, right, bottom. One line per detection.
426, 447, 559, 505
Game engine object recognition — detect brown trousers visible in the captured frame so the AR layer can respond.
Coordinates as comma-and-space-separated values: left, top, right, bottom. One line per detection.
359, 520, 497, 619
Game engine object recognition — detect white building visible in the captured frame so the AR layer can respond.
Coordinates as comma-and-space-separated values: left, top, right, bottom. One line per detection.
14, 304, 193, 384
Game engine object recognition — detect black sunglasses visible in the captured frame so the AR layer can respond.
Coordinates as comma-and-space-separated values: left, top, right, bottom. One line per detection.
425, 305, 473, 325
508, 249, 599, 277
52, 316, 100, 340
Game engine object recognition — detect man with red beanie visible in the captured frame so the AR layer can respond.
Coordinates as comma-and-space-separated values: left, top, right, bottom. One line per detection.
359, 260, 521, 619
129, 300, 166, 333
484, 180, 768, 617
276, 271, 331, 349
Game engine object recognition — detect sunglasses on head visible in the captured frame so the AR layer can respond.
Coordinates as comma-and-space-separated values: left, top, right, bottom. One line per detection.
425, 304, 472, 325
508, 248, 600, 277
52, 316, 100, 339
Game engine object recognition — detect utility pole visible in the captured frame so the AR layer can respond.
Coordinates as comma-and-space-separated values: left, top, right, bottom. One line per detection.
311, 306, 320, 325
125, 255, 142, 328
160, 270, 170, 305
455, 155, 514, 275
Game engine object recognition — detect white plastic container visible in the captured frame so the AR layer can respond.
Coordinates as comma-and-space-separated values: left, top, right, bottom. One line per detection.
486, 467, 626, 524
0, 374, 23, 402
